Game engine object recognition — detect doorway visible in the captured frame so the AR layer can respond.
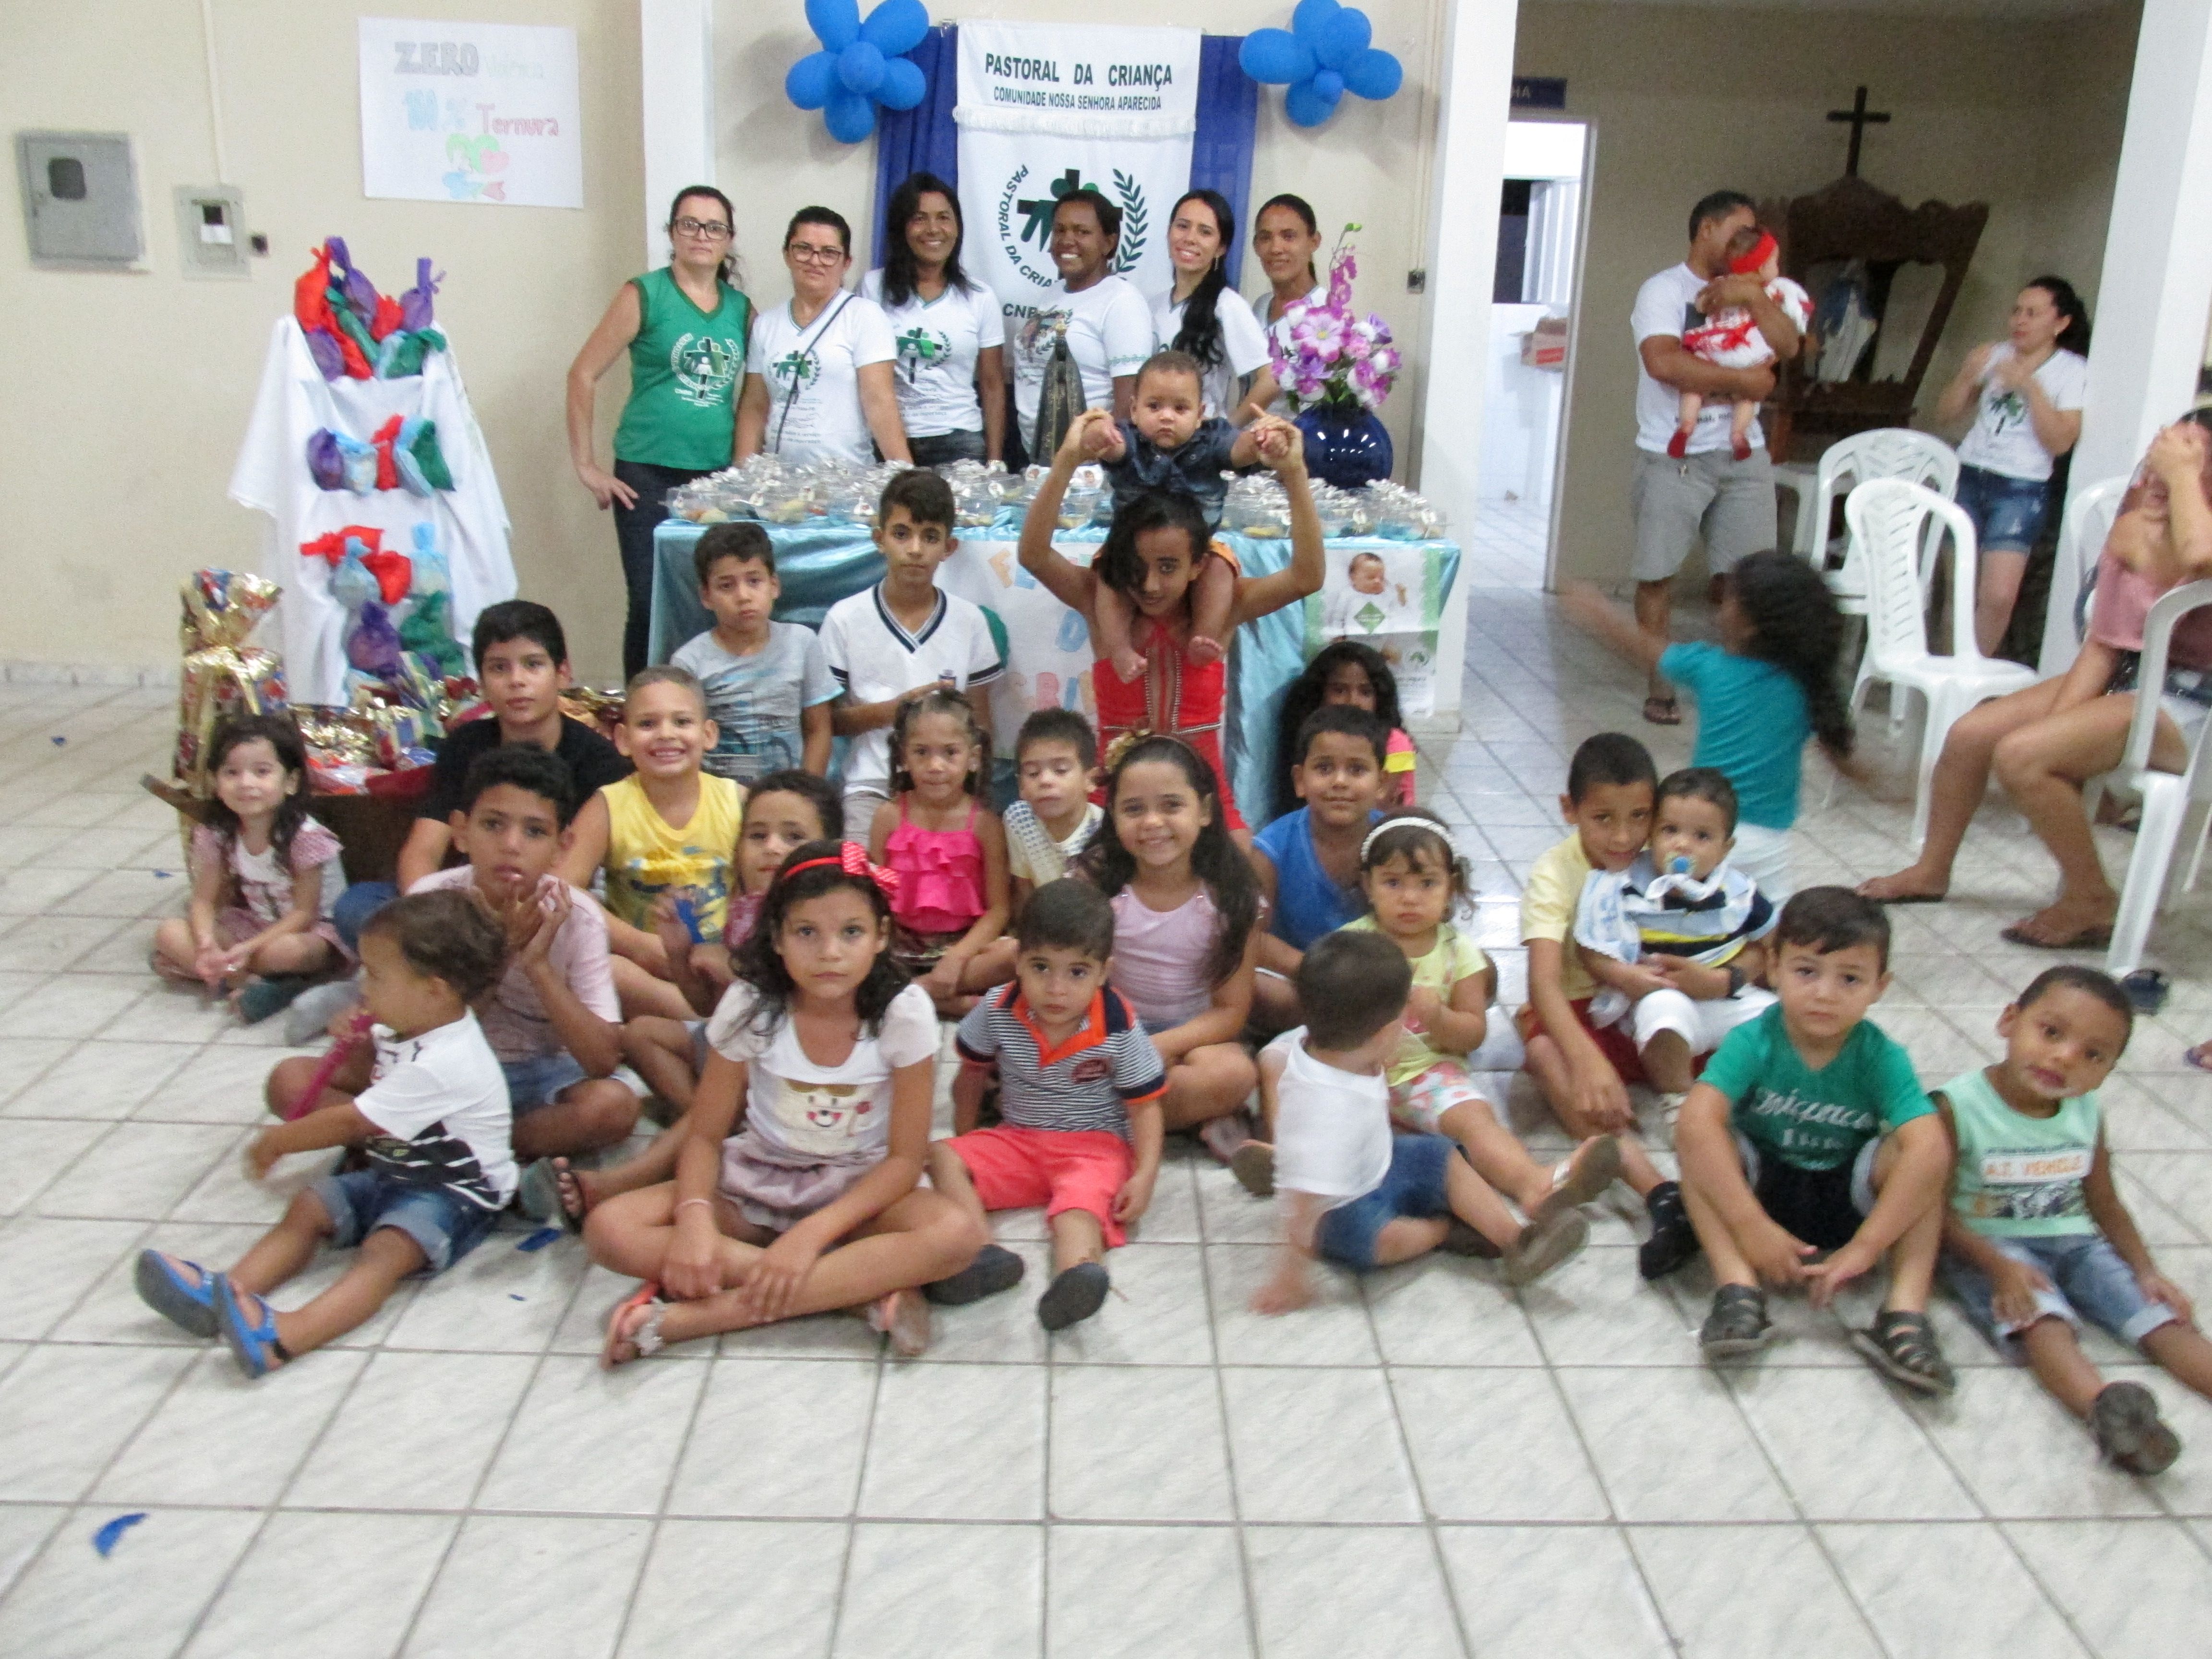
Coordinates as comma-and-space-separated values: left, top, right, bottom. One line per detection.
1474, 120, 1591, 588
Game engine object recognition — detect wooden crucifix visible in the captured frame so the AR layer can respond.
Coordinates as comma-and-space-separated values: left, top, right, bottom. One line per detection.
1827, 85, 1891, 178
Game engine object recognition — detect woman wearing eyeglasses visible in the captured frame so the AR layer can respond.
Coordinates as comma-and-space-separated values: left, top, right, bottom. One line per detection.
567, 185, 755, 678
736, 207, 913, 473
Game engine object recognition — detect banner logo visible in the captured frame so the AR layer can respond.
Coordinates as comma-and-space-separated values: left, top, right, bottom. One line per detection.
997, 164, 1150, 289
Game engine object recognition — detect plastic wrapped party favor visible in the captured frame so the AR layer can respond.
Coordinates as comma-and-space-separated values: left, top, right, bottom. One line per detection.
361, 548, 412, 605
331, 547, 379, 613
307, 430, 347, 491
180, 569, 281, 653
399, 592, 467, 679
292, 703, 378, 767
326, 237, 381, 325
408, 523, 451, 595
346, 600, 404, 679
399, 258, 442, 333
390, 652, 452, 728
176, 646, 287, 791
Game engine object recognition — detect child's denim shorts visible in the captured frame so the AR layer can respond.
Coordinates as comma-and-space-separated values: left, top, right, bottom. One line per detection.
502, 1052, 589, 1114
1941, 1231, 2178, 1353
309, 1169, 500, 1275
1316, 1134, 1457, 1270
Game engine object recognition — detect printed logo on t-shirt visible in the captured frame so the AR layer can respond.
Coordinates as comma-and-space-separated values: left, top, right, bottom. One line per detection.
776, 1077, 877, 1156
771, 347, 820, 393
671, 332, 738, 407
1741, 1086, 1876, 1155
1968, 1146, 2092, 1223
1984, 386, 2028, 438
894, 324, 951, 383
1069, 1055, 1112, 1085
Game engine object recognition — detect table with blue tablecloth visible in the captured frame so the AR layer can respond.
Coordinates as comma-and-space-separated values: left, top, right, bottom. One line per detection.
650, 512, 1459, 823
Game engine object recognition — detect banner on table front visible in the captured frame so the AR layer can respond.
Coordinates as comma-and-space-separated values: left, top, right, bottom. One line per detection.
358, 18, 583, 208
955, 22, 1200, 332
1304, 542, 1453, 717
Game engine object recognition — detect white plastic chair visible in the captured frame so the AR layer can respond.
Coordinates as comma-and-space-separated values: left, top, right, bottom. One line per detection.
1802, 429, 1960, 616
2102, 578, 2212, 977
2036, 476, 2132, 678
1840, 480, 2038, 846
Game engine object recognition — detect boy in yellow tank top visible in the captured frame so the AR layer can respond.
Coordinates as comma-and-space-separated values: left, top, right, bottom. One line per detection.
562, 666, 745, 1017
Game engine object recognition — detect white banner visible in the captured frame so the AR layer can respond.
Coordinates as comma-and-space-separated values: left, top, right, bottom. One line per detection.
955, 21, 1200, 328
358, 18, 583, 209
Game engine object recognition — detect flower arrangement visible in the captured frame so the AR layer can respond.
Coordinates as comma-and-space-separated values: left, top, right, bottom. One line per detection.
1269, 226, 1400, 414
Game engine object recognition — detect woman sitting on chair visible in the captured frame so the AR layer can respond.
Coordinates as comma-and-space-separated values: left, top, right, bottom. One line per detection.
1858, 413, 2212, 949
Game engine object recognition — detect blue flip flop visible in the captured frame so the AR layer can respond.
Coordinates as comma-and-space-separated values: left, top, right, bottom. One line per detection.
133, 1250, 218, 1339
212, 1274, 287, 1380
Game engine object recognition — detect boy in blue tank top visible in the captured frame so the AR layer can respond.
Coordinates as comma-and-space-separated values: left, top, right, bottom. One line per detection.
1936, 965, 2212, 1475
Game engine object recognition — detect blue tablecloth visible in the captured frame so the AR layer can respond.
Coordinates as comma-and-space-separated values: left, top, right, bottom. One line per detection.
651, 511, 1458, 824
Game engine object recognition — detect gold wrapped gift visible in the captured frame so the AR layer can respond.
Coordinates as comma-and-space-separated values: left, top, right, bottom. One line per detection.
175, 645, 288, 793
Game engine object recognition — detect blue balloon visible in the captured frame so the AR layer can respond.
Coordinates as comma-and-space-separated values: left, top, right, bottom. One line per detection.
1311, 68, 1345, 103
805, 0, 860, 52
838, 39, 886, 94
1316, 9, 1370, 68
1238, 27, 1313, 85
825, 89, 876, 143
786, 51, 838, 109
878, 56, 927, 110
1284, 80, 1338, 127
1342, 47, 1401, 101
1292, 0, 1340, 47
859, 0, 929, 56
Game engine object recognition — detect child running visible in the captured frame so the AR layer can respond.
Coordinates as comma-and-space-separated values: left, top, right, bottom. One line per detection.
1937, 966, 2212, 1473
1082, 350, 1270, 682
1562, 549, 1855, 900
560, 772, 842, 1232
1240, 811, 1622, 1225
136, 890, 512, 1376
1518, 733, 1692, 1275
562, 665, 746, 1019
671, 521, 837, 782
153, 713, 349, 1023
1252, 931, 1589, 1313
1675, 888, 1955, 1394
1021, 406, 1321, 835
928, 879, 1168, 1331
1575, 766, 1778, 1118
586, 841, 987, 1362
1075, 735, 1263, 1158
1274, 639, 1417, 816
867, 687, 1010, 1016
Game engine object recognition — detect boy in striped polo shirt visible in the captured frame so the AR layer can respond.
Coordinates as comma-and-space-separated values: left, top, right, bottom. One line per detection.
926, 880, 1167, 1331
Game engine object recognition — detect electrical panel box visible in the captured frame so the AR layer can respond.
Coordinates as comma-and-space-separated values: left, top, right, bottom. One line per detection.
16, 131, 142, 267
174, 185, 247, 279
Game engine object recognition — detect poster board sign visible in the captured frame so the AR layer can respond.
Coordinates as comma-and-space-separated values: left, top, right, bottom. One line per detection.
1303, 541, 1452, 716
358, 18, 583, 208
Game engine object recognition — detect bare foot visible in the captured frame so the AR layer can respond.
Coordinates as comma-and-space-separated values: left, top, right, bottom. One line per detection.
1856, 868, 1948, 903
553, 1157, 597, 1232
1187, 635, 1225, 668
1110, 647, 1147, 684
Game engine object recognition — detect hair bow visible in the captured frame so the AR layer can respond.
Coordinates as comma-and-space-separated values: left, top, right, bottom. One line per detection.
787, 841, 901, 899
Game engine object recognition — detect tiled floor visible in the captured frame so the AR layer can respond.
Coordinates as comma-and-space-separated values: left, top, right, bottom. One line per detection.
1467, 495, 1551, 588
7, 594, 2212, 1656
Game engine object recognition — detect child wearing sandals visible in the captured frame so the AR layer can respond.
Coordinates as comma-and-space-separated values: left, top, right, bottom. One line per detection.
1937, 966, 2212, 1473
1238, 811, 1622, 1237
134, 890, 511, 1377
1674, 887, 1957, 1394
585, 841, 986, 1362
1251, 931, 1590, 1313
152, 713, 349, 1023
928, 879, 1167, 1331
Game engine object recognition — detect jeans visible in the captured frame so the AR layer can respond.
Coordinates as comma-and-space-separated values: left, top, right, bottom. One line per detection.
332, 880, 398, 954
907, 429, 988, 467
613, 458, 714, 679
1954, 463, 2053, 555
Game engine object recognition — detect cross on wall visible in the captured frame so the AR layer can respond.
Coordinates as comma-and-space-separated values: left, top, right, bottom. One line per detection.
1828, 85, 1892, 178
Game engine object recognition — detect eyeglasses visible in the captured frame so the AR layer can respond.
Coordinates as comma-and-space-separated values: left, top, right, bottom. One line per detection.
786, 243, 847, 266
673, 216, 732, 239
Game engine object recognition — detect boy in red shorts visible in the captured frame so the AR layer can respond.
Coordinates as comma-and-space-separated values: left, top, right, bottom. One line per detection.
926, 879, 1167, 1331
1518, 732, 1699, 1278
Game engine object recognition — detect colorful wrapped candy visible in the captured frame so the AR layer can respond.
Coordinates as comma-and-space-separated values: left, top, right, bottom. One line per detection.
175, 570, 287, 792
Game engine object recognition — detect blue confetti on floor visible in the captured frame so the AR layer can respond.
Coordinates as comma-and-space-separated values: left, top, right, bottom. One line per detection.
508, 1293, 526, 1301
516, 1228, 561, 1253
93, 1514, 147, 1557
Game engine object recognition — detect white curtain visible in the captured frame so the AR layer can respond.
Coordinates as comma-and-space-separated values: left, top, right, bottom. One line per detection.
1523, 179, 1579, 308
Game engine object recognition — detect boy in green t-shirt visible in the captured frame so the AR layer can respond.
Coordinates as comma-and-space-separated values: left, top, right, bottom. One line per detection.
1676, 887, 1955, 1393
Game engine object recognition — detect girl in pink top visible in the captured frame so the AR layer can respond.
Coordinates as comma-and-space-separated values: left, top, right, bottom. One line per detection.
868, 688, 1009, 1015
1076, 734, 1264, 1159
1861, 414, 2212, 948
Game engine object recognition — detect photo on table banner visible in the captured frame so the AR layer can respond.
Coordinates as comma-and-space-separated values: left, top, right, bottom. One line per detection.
1302, 542, 1447, 715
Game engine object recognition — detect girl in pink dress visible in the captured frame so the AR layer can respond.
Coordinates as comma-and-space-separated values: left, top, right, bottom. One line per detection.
1019, 407, 1325, 837
867, 687, 1010, 1015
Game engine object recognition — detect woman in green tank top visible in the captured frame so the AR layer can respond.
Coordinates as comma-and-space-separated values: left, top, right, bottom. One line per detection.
567, 184, 753, 677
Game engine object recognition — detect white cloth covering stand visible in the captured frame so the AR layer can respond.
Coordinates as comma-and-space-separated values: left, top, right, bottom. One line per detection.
228, 317, 516, 705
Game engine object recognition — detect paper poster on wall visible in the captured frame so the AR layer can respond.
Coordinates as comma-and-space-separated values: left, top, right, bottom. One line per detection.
955, 22, 1200, 335
358, 18, 583, 209
1304, 541, 1450, 716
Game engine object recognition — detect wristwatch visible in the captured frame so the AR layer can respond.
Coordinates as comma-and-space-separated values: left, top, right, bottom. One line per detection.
1723, 963, 1746, 998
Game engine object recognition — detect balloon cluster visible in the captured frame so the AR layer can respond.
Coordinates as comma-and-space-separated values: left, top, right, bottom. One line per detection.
785, 0, 932, 144
1239, 0, 1404, 128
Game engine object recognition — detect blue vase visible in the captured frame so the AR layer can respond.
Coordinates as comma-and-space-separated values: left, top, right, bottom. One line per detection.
1294, 406, 1394, 489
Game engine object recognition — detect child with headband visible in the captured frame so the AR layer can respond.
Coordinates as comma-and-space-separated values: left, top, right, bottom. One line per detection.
1670, 225, 1811, 462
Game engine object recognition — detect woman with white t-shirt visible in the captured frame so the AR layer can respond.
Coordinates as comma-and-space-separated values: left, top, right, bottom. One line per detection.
1935, 276, 2092, 654
1247, 194, 1327, 416
861, 172, 1005, 468
1006, 188, 1155, 469
1152, 189, 1278, 426
737, 207, 912, 469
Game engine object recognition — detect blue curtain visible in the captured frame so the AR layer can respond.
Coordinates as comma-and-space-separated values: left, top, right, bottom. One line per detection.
871, 25, 962, 265
871, 31, 1259, 281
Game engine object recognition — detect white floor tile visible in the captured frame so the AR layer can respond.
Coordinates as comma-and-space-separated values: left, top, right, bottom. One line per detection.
1437, 1525, 1673, 1659
0, 1503, 67, 1601
1727, 1366, 1981, 1521
477, 1354, 705, 1516
0, 1504, 259, 1659
667, 1357, 877, 1518
1047, 1524, 1250, 1659
182, 1510, 457, 1659
857, 1361, 1046, 1521
1556, 1366, 1795, 1523
95, 1345, 367, 1507
618, 1519, 849, 1658
285, 1350, 540, 1512
5, 1040, 193, 1120
404, 1514, 652, 1658
1220, 1366, 1420, 1524
1246, 1526, 1465, 1659
1048, 1365, 1234, 1522
1629, 1523, 1882, 1659
833, 1522, 1041, 1659
2003, 1518, 2212, 1659
1821, 1521, 2092, 1659
0, 1341, 193, 1500
1393, 1366, 1610, 1522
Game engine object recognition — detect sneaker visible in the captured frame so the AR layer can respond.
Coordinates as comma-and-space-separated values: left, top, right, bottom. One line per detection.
1637, 1180, 1701, 1280
1037, 1262, 1111, 1331
236, 974, 314, 1025
2090, 1380, 2181, 1475
923, 1244, 1026, 1306
283, 978, 360, 1047
1229, 1140, 1275, 1197
1700, 1284, 1772, 1359
1439, 1218, 1503, 1259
